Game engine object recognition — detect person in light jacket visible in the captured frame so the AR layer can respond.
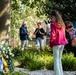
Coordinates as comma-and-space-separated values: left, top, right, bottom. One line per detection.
49, 10, 68, 75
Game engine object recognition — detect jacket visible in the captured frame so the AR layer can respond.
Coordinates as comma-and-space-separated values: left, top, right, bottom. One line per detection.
19, 25, 28, 40
50, 21, 68, 48
69, 28, 76, 40
34, 28, 46, 39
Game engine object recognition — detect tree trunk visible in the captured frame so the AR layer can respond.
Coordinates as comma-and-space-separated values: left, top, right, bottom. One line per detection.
0, 0, 11, 42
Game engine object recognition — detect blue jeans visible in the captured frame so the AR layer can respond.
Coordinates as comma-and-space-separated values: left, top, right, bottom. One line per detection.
53, 45, 64, 75
21, 40, 28, 47
36, 37, 44, 49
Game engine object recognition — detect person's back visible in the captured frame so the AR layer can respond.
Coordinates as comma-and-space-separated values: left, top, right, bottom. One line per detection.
49, 10, 68, 75
50, 21, 68, 47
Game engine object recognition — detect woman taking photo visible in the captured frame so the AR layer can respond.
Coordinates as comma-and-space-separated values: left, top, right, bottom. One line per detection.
49, 10, 68, 75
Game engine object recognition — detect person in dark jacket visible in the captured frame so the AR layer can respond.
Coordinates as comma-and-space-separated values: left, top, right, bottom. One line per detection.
65, 21, 76, 57
34, 22, 46, 49
19, 21, 29, 48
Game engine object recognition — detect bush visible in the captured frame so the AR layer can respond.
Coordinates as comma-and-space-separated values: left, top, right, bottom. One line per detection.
12, 46, 22, 58
12, 46, 76, 71
0, 71, 29, 75
62, 53, 76, 71
12, 46, 53, 70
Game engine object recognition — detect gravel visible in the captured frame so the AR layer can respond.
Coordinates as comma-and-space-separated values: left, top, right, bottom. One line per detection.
15, 67, 76, 75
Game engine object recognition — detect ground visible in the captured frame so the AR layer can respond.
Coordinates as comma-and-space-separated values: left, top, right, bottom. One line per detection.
15, 67, 76, 75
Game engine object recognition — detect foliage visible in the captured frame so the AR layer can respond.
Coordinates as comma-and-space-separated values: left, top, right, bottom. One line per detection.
0, 71, 29, 75
11, 46, 22, 58
11, 0, 48, 47
15, 0, 76, 21
11, 0, 47, 39
43, 0, 76, 21
12, 45, 52, 57
11, 0, 76, 47
12, 46, 53, 70
18, 50, 53, 70
0, 41, 14, 72
12, 46, 76, 71
12, 0, 46, 17
62, 53, 76, 71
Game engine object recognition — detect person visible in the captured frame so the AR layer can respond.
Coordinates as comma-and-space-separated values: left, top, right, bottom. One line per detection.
34, 22, 46, 49
45, 20, 51, 45
74, 21, 76, 28
64, 30, 73, 53
19, 21, 29, 49
65, 21, 76, 57
49, 10, 68, 75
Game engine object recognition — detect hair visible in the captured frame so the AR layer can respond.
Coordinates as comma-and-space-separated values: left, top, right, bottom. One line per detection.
65, 21, 73, 29
37, 22, 41, 25
22, 21, 27, 25
51, 10, 65, 27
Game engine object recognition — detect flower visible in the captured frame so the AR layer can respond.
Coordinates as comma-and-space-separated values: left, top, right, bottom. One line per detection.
6, 55, 9, 59
0, 45, 3, 48
3, 48, 6, 50
11, 54, 14, 57
0, 41, 14, 59
28, 44, 32, 47
7, 47, 10, 49
2, 51, 5, 54
9, 52, 12, 55
0, 41, 14, 72
1, 41, 5, 45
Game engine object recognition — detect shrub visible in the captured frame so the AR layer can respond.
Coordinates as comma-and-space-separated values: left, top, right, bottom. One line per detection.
12, 46, 22, 58
12, 46, 76, 71
0, 71, 29, 75
62, 53, 76, 71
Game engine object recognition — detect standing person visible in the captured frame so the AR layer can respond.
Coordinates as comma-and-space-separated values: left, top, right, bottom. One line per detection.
19, 21, 29, 49
34, 22, 46, 50
64, 30, 73, 53
74, 21, 76, 28
49, 10, 68, 75
65, 21, 76, 57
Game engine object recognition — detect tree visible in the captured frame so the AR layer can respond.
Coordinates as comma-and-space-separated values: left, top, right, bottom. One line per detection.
11, 0, 47, 45
44, 0, 76, 21
0, 0, 11, 41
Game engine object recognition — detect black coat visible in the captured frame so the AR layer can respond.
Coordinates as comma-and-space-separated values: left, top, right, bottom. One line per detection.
19, 25, 28, 40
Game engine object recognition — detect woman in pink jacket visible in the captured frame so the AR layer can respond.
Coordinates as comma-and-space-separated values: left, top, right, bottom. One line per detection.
49, 10, 68, 75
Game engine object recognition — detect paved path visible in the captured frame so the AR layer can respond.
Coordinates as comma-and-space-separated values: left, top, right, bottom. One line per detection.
15, 67, 76, 75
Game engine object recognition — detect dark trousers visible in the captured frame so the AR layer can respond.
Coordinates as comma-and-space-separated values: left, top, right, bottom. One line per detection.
72, 47, 76, 57
64, 42, 76, 57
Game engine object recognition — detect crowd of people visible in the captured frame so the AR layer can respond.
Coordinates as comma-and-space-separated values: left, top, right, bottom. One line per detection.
19, 10, 76, 75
